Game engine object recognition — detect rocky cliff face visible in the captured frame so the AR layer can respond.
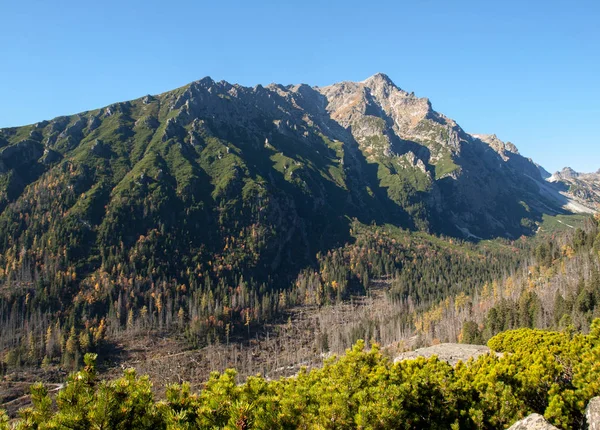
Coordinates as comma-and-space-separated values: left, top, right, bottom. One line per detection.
548, 167, 600, 212
0, 73, 592, 247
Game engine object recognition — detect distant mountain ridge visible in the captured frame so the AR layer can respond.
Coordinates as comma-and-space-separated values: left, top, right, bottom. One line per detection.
549, 166, 600, 211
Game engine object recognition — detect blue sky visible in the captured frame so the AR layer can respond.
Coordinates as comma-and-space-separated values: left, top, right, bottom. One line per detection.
1, 0, 598, 173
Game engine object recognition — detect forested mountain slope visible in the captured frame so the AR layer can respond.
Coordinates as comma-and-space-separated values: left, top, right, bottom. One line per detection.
415, 214, 600, 346
0, 74, 596, 383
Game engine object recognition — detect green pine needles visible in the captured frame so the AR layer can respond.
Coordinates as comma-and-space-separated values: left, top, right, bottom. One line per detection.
4, 322, 600, 429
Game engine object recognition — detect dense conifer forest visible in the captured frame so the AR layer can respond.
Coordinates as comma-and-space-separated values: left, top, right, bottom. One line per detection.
0, 215, 598, 428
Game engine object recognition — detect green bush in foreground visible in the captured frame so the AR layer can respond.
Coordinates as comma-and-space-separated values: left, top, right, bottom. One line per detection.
4, 321, 600, 429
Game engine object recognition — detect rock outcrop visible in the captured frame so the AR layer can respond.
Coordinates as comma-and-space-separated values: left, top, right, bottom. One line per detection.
87, 115, 101, 131
394, 343, 495, 366
0, 139, 43, 171
507, 414, 559, 429
39, 148, 61, 165
586, 397, 600, 429
471, 133, 519, 161
548, 167, 600, 212
90, 139, 109, 157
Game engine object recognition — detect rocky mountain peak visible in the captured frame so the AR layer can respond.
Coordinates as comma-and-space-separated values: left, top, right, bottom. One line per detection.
196, 76, 215, 86
471, 133, 520, 159
317, 74, 443, 145
505, 141, 519, 154
550, 167, 579, 182
1, 72, 594, 242
560, 166, 579, 178
361, 72, 399, 90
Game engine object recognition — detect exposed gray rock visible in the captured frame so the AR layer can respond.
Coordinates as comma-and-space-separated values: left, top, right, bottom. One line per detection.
135, 116, 159, 129
49, 117, 70, 134
394, 343, 495, 366
505, 141, 519, 154
585, 396, 600, 429
162, 118, 184, 142
470, 133, 519, 160
171, 78, 215, 111
188, 131, 203, 147
29, 130, 43, 141
0, 139, 44, 171
90, 139, 109, 157
39, 148, 61, 165
62, 136, 78, 150
318, 73, 446, 150
142, 95, 155, 104
58, 117, 85, 141
507, 414, 558, 429
191, 118, 213, 138
34, 120, 49, 129
88, 115, 101, 131
44, 135, 58, 147
548, 168, 600, 212
554, 167, 579, 180
138, 172, 151, 185
104, 102, 131, 118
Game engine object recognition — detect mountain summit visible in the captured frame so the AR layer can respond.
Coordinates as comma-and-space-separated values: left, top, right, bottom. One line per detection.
0, 74, 594, 275
549, 167, 600, 210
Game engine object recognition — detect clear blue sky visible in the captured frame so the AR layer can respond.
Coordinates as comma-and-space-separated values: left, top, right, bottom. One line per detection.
1, 0, 598, 173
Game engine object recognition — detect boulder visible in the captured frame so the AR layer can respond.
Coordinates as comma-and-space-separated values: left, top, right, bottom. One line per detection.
507, 414, 559, 429
586, 397, 600, 429
394, 343, 496, 366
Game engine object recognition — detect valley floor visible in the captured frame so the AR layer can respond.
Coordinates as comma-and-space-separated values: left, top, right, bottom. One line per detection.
1, 278, 417, 416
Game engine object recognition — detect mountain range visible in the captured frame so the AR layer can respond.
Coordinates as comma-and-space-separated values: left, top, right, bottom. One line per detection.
0, 73, 595, 255
0, 73, 598, 321
548, 167, 600, 209
1, 73, 599, 417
